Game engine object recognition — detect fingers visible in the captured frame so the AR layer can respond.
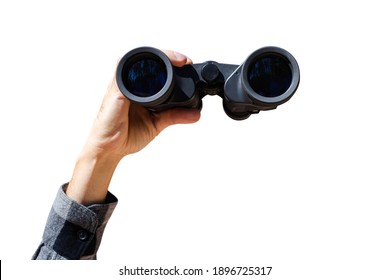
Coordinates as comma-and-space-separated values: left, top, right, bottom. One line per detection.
150, 50, 198, 131
162, 50, 193, 67
154, 108, 201, 132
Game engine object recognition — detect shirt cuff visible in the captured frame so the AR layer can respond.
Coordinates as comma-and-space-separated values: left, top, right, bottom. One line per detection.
33, 183, 118, 260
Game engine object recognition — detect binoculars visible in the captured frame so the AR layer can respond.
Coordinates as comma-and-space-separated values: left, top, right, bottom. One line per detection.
116, 46, 300, 120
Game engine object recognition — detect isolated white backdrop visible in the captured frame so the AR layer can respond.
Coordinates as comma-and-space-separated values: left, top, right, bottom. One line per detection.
0, 0, 389, 279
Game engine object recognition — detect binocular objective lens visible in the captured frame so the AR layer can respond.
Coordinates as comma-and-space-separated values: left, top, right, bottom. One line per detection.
123, 58, 167, 97
248, 54, 292, 97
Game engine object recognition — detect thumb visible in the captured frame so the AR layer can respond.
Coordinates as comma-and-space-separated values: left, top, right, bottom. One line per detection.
155, 108, 201, 132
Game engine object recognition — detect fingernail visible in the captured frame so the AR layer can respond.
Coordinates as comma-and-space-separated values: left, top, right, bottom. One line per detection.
173, 51, 186, 61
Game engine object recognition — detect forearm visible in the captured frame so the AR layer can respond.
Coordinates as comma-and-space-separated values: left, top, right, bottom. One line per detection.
66, 148, 121, 205
33, 148, 120, 260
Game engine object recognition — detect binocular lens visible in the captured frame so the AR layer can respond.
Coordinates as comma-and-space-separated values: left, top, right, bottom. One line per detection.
248, 54, 292, 98
122, 56, 167, 97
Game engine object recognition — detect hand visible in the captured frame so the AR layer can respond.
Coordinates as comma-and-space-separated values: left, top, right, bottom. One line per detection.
66, 50, 200, 205
87, 50, 199, 159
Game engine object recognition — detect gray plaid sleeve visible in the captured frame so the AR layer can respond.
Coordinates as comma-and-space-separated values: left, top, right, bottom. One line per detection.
32, 184, 118, 260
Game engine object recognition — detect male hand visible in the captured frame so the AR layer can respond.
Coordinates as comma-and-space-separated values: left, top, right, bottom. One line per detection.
66, 50, 200, 205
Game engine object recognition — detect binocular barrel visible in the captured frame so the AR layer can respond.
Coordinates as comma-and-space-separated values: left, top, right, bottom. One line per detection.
116, 46, 300, 120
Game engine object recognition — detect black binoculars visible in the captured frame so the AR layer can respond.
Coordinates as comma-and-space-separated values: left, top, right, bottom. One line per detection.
116, 46, 300, 120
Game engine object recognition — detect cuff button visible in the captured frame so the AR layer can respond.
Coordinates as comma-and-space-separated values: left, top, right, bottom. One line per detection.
77, 230, 89, 241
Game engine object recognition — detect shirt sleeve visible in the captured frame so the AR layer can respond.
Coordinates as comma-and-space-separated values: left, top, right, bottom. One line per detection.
32, 183, 118, 260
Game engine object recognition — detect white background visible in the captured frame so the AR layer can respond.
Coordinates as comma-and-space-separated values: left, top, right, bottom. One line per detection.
0, 0, 389, 279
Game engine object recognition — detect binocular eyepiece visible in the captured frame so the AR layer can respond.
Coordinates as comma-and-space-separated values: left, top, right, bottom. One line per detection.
116, 46, 300, 120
